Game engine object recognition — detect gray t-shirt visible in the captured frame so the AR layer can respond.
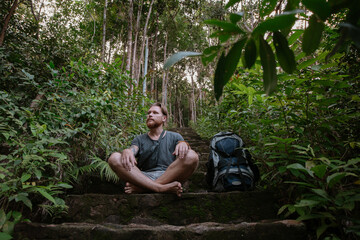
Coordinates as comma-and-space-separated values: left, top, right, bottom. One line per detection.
131, 131, 184, 171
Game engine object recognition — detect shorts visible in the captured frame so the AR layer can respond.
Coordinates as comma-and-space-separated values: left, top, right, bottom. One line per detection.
142, 170, 165, 180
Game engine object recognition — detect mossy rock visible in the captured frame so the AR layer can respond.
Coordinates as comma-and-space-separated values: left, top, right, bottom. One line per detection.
64, 191, 278, 225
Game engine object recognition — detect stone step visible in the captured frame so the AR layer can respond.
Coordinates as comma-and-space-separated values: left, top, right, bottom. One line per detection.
188, 141, 209, 148
187, 171, 207, 192
197, 160, 208, 172
168, 128, 205, 141
198, 153, 209, 161
63, 191, 278, 225
192, 145, 209, 154
182, 132, 203, 137
15, 220, 307, 240
15, 127, 309, 240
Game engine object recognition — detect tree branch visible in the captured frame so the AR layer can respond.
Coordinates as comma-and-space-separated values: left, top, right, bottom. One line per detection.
0, 0, 20, 46
29, 0, 39, 22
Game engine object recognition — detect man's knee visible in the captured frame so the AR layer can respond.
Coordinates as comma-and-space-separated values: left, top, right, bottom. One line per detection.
108, 152, 122, 169
183, 149, 199, 167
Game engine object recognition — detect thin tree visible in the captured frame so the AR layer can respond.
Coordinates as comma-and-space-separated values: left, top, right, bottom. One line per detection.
161, 32, 168, 107
131, 0, 143, 81
190, 74, 196, 123
0, 0, 21, 46
142, 36, 149, 105
29, 0, 44, 40
125, 0, 133, 73
136, 0, 154, 83
101, 0, 108, 62
150, 20, 158, 99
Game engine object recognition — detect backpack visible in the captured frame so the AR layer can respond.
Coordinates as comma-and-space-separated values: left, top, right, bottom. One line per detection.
206, 132, 260, 192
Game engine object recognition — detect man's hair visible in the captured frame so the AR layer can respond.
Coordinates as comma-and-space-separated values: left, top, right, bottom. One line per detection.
150, 102, 168, 117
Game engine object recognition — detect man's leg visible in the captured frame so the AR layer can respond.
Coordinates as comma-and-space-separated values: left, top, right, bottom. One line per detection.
108, 152, 182, 196
155, 149, 199, 184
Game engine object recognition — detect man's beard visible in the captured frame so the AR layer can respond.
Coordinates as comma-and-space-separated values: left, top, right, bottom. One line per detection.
146, 119, 162, 129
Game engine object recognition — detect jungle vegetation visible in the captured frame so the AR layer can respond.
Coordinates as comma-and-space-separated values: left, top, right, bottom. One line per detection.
0, 0, 359, 239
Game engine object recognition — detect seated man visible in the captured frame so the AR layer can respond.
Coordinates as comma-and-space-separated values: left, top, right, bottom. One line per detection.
108, 103, 199, 197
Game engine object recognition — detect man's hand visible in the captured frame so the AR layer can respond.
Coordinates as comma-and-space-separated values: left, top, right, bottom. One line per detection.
173, 141, 189, 159
121, 146, 138, 171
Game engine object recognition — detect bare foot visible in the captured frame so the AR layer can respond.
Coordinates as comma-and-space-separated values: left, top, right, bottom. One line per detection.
124, 182, 183, 197
159, 181, 183, 197
124, 182, 147, 194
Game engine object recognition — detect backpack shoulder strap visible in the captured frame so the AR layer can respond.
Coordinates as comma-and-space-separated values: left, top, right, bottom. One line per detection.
155, 130, 166, 161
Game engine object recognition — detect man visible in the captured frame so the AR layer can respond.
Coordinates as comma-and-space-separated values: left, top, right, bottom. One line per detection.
108, 103, 199, 197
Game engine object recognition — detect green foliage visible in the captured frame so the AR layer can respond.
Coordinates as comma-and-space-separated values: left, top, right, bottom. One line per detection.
163, 52, 202, 70
165, 0, 359, 100
279, 146, 360, 239
243, 37, 257, 69
0, 209, 23, 239
260, 0, 278, 17
213, 38, 247, 100
303, 14, 325, 55
0, 89, 73, 216
302, 0, 330, 22
91, 156, 120, 183
1, 1, 359, 240
259, 35, 277, 94
253, 10, 301, 35
194, 43, 359, 238
273, 31, 296, 73
0, 46, 149, 228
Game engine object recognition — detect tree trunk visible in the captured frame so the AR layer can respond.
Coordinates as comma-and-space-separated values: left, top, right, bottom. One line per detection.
30, 0, 39, 22
0, 0, 20, 46
113, 28, 122, 61
161, 33, 168, 107
190, 74, 196, 123
107, 37, 112, 63
125, 0, 133, 72
168, 94, 172, 124
136, 0, 155, 83
101, 0, 108, 62
172, 85, 176, 126
142, 37, 149, 104
178, 95, 183, 127
162, 72, 169, 107
132, 0, 143, 81
120, 33, 127, 71
175, 92, 179, 126
150, 21, 158, 100
199, 87, 203, 115
89, 11, 96, 42
29, 0, 44, 40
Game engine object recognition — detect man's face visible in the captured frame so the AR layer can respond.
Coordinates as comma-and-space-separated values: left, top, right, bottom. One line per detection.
146, 106, 166, 129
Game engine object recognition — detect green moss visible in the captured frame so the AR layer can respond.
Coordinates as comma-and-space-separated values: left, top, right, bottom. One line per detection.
184, 205, 207, 220
153, 206, 171, 221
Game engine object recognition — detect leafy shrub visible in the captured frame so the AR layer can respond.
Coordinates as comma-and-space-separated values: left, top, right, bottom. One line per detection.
279, 145, 360, 239
194, 40, 359, 239
0, 56, 150, 229
0, 90, 73, 232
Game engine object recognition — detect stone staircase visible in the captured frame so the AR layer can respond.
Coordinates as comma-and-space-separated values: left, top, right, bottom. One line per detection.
14, 127, 307, 239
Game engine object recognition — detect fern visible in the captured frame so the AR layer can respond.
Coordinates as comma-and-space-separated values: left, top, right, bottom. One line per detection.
39, 197, 68, 220
66, 162, 97, 182
91, 156, 120, 183
67, 155, 120, 184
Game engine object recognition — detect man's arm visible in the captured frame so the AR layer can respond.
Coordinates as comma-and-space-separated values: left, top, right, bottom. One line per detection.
130, 145, 139, 156
121, 145, 139, 171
